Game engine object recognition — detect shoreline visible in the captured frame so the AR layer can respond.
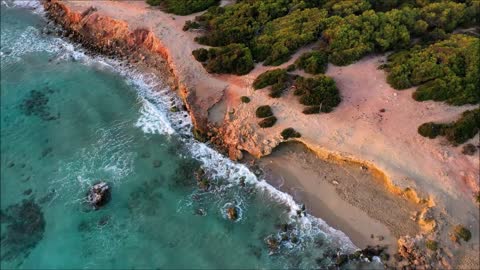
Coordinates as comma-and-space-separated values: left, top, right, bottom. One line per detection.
254, 142, 420, 252
38, 0, 479, 269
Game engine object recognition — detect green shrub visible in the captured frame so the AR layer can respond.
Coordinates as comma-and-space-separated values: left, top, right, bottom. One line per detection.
183, 20, 201, 31
425, 240, 438, 251
295, 51, 329, 74
418, 122, 443, 139
189, 0, 478, 75
295, 75, 341, 112
453, 225, 472, 242
253, 69, 288, 90
324, 0, 371, 16
253, 8, 328, 65
418, 108, 479, 144
192, 48, 208, 62
146, 0, 219, 15
256, 105, 273, 118
253, 69, 293, 98
240, 96, 251, 103
259, 116, 277, 128
281, 128, 301, 139
192, 44, 254, 75
444, 109, 480, 144
386, 35, 480, 106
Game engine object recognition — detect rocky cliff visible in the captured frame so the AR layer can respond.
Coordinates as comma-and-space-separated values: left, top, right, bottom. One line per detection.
43, 0, 213, 133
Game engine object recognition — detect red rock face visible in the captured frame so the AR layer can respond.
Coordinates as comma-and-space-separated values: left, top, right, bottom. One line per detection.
43, 0, 208, 132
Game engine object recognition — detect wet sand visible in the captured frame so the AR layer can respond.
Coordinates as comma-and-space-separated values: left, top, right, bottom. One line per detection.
256, 142, 423, 254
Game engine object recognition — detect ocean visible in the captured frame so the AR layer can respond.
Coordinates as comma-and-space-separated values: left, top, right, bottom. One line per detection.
0, 2, 376, 269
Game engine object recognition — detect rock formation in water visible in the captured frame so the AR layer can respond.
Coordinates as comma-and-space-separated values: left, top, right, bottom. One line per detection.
87, 182, 110, 209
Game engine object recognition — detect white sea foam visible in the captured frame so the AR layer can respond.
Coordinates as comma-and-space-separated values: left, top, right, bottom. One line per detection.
3, 0, 42, 12
124, 58, 358, 253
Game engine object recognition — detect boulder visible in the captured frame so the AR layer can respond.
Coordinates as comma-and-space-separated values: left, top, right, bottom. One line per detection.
87, 182, 110, 209
227, 207, 238, 220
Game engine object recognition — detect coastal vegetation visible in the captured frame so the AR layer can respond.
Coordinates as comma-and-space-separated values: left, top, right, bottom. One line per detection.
294, 75, 341, 113
294, 51, 329, 74
251, 8, 327, 65
192, 44, 254, 75
146, 0, 219, 15
253, 69, 341, 113
417, 108, 480, 145
187, 0, 478, 69
240, 96, 251, 103
386, 34, 480, 105
253, 69, 294, 98
281, 128, 301, 139
259, 116, 277, 128
256, 105, 274, 118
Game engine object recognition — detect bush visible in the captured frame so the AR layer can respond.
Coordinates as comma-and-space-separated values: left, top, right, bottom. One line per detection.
418, 122, 443, 139
418, 108, 480, 144
192, 48, 208, 62
453, 225, 472, 242
386, 35, 480, 106
443, 109, 480, 144
146, 0, 219, 15
295, 75, 341, 113
281, 128, 301, 139
252, 8, 328, 65
189, 0, 478, 75
192, 44, 254, 75
259, 116, 277, 128
425, 240, 438, 251
253, 69, 288, 90
240, 96, 251, 103
295, 51, 329, 74
253, 69, 292, 98
256, 105, 273, 118
183, 20, 201, 31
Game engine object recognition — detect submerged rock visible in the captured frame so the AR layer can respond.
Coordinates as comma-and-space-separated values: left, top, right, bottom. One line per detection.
19, 89, 58, 121
265, 237, 279, 253
0, 199, 46, 262
87, 182, 110, 209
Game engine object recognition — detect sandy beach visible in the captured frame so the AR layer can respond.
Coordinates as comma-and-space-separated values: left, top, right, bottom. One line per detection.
255, 142, 421, 252
42, 1, 480, 268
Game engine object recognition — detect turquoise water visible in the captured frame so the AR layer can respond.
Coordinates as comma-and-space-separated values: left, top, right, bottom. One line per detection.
1, 4, 364, 269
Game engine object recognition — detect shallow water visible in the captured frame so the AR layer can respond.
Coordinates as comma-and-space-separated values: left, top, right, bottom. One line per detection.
0, 4, 375, 269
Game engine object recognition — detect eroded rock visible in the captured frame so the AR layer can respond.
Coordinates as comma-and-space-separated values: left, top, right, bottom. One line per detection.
87, 182, 110, 209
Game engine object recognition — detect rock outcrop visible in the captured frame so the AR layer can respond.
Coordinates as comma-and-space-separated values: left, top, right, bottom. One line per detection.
87, 182, 110, 209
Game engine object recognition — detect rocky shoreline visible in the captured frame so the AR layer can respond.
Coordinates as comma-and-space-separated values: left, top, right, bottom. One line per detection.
40, 1, 479, 269
42, 0, 215, 134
